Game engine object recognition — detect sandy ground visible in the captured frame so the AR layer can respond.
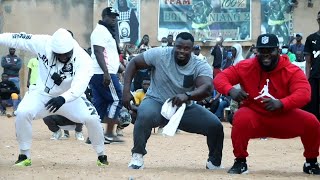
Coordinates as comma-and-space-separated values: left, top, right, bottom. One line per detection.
0, 115, 318, 180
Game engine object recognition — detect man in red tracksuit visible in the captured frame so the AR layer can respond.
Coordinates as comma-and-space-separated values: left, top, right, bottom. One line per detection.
214, 34, 320, 175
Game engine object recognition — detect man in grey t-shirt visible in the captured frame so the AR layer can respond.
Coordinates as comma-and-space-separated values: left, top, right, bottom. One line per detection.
123, 32, 224, 170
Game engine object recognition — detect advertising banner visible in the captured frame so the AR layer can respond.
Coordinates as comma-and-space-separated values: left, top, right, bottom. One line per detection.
158, 0, 252, 42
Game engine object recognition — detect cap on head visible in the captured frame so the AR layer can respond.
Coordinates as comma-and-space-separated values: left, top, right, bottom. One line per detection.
256, 34, 279, 48
51, 28, 74, 54
102, 7, 119, 17
296, 33, 302, 38
193, 45, 201, 50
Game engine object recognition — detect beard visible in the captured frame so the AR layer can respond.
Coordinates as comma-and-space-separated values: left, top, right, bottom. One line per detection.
258, 56, 279, 72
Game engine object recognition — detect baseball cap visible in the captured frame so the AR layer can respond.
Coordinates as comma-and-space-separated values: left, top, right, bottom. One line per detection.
51, 28, 74, 54
256, 34, 279, 48
296, 33, 303, 37
193, 45, 201, 50
102, 7, 119, 17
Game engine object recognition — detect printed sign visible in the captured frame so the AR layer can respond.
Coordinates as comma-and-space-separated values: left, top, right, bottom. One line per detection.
158, 0, 252, 42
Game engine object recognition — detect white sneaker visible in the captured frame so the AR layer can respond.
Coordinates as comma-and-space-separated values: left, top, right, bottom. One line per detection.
206, 161, 224, 170
75, 132, 84, 141
128, 153, 144, 169
157, 127, 163, 134
50, 129, 62, 140
116, 127, 124, 137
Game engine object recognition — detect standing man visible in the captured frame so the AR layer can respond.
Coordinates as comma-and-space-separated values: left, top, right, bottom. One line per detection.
167, 34, 174, 46
123, 32, 224, 170
214, 34, 320, 175
304, 11, 320, 121
27, 57, 39, 89
90, 7, 123, 143
1, 47, 22, 90
211, 36, 227, 77
0, 28, 108, 166
289, 33, 305, 62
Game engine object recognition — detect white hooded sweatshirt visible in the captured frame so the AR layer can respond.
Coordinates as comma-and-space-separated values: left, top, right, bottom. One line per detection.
0, 29, 93, 103
232, 43, 244, 65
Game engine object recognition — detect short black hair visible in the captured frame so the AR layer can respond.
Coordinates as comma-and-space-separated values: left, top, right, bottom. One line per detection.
167, 34, 173, 37
175, 32, 194, 43
318, 11, 320, 15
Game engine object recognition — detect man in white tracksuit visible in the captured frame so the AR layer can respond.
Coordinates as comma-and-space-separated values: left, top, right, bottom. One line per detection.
0, 28, 108, 166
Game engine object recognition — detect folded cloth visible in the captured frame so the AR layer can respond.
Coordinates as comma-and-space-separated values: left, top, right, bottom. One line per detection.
161, 99, 186, 136
161, 99, 178, 120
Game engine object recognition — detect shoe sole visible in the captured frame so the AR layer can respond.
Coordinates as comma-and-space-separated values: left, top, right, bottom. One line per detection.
97, 161, 109, 166
14, 160, 32, 167
128, 164, 144, 170
228, 170, 249, 174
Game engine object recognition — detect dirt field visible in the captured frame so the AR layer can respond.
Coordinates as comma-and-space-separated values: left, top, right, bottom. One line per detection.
0, 115, 318, 180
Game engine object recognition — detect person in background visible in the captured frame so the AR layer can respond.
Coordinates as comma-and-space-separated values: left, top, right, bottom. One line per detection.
137, 34, 152, 51
303, 11, 320, 122
211, 36, 227, 77
90, 7, 124, 143
289, 33, 305, 62
1, 47, 23, 90
167, 34, 174, 46
192, 45, 207, 61
281, 44, 296, 62
27, 57, 39, 90
245, 44, 258, 59
0, 73, 19, 117
161, 37, 168, 47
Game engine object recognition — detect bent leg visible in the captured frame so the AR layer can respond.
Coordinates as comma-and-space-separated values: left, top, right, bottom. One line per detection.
58, 96, 104, 154
43, 116, 60, 132
179, 104, 224, 166
15, 91, 50, 151
132, 98, 164, 155
231, 107, 268, 158
268, 109, 320, 158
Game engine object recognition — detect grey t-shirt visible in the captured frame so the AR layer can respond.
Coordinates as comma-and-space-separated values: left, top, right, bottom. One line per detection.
143, 47, 213, 103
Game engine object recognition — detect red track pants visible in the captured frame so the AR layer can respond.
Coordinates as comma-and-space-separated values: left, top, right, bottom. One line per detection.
232, 107, 320, 158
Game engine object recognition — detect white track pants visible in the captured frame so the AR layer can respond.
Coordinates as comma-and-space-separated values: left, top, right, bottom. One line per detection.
15, 90, 105, 154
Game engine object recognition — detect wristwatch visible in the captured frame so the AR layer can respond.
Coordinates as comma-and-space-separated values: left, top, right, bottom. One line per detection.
185, 91, 192, 100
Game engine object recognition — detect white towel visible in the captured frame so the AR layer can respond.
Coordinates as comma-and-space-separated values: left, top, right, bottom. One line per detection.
161, 99, 186, 136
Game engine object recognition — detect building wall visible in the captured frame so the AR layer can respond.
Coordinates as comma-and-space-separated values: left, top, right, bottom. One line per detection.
0, 0, 319, 95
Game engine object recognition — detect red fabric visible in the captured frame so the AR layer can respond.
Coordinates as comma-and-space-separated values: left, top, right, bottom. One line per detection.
231, 107, 320, 158
213, 68, 221, 79
213, 56, 319, 159
213, 56, 311, 113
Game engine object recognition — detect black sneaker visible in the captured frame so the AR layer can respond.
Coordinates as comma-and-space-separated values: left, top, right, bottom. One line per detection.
303, 162, 320, 175
97, 155, 109, 166
85, 137, 110, 144
228, 159, 248, 174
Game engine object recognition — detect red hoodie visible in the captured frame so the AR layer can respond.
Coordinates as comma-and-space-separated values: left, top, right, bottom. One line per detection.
213, 55, 311, 114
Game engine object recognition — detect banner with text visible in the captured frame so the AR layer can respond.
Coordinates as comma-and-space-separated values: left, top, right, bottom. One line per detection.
158, 0, 251, 42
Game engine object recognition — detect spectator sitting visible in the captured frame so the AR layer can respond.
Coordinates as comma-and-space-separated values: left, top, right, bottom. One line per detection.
0, 73, 20, 117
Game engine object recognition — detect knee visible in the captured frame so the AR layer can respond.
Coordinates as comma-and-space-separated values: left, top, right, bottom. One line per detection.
16, 108, 33, 120
135, 109, 156, 127
232, 111, 253, 129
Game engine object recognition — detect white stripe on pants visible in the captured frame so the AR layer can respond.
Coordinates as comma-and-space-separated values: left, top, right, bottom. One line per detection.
15, 90, 104, 154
